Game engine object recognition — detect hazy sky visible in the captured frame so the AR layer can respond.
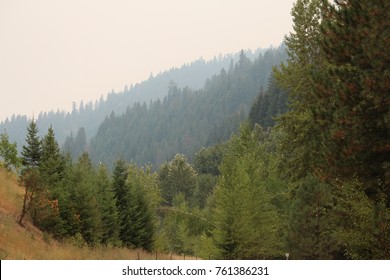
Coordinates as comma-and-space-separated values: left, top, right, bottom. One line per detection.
0, 0, 295, 122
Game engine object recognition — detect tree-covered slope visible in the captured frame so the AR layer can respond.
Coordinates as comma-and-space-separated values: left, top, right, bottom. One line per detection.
1, 50, 262, 149
89, 46, 287, 168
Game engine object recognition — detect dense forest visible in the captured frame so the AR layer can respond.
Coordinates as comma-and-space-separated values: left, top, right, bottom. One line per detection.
89, 47, 287, 168
0, 49, 264, 150
1, 0, 389, 260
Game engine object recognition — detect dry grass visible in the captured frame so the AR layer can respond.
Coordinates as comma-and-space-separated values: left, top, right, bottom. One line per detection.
0, 168, 196, 260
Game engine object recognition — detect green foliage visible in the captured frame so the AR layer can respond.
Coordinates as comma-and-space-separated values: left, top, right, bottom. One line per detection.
212, 124, 285, 259
112, 161, 158, 251
192, 174, 217, 209
194, 144, 226, 176
274, 0, 390, 259
273, 0, 326, 183
158, 193, 214, 256
21, 119, 42, 168
287, 175, 339, 259
310, 0, 390, 203
123, 164, 157, 251
18, 168, 45, 225
71, 153, 103, 245
19, 119, 44, 225
0, 130, 20, 171
96, 165, 120, 246
249, 76, 288, 129
332, 180, 390, 259
112, 159, 129, 214
158, 154, 197, 206
89, 47, 287, 168
1, 52, 252, 150
9, 1, 389, 259
39, 126, 65, 187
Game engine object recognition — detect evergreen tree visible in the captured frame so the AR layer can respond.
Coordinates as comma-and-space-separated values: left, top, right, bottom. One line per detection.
118, 164, 156, 250
273, 0, 326, 183
274, 0, 390, 259
311, 0, 390, 203
112, 159, 129, 213
287, 175, 339, 259
112, 161, 156, 250
40, 126, 65, 186
19, 119, 44, 225
249, 76, 288, 129
212, 124, 284, 259
332, 179, 390, 259
112, 160, 131, 245
96, 165, 120, 245
21, 118, 42, 168
71, 153, 102, 245
30, 126, 66, 235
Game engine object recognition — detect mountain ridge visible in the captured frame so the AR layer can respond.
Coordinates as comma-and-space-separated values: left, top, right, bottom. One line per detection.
0, 48, 266, 149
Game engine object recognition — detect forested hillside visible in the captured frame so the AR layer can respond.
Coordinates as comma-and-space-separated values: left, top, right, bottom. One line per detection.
89, 47, 287, 168
1, 50, 262, 149
1, 0, 388, 261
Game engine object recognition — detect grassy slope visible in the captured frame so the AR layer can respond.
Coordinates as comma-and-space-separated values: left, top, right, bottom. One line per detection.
0, 168, 191, 260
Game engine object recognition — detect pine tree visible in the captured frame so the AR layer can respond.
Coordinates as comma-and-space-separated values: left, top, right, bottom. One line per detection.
96, 165, 120, 245
72, 153, 102, 245
311, 0, 390, 203
21, 118, 42, 168
332, 179, 390, 259
212, 124, 283, 259
287, 175, 339, 259
113, 161, 156, 250
112, 160, 130, 245
274, 0, 390, 259
40, 126, 65, 187
112, 159, 129, 211
120, 164, 155, 250
30, 126, 66, 234
273, 0, 326, 183
249, 76, 288, 129
19, 119, 44, 225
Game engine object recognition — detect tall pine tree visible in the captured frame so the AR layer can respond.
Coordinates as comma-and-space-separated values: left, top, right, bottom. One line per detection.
311, 0, 390, 204
19, 118, 44, 225
21, 118, 42, 168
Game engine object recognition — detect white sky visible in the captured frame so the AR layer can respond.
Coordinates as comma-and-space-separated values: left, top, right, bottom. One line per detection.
0, 0, 295, 122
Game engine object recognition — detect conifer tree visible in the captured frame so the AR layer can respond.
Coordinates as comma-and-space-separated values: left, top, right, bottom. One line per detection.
112, 160, 131, 245
113, 161, 156, 250
96, 165, 120, 245
19, 119, 44, 225
31, 126, 66, 234
273, 0, 326, 182
112, 159, 129, 211
312, 0, 390, 203
40, 126, 65, 187
72, 153, 102, 245
287, 175, 339, 259
212, 124, 283, 259
21, 118, 42, 168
